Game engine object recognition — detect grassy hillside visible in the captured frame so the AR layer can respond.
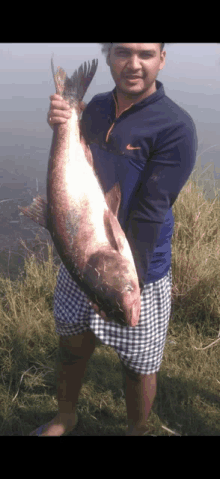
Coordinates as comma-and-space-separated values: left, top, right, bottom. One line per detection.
0, 164, 219, 436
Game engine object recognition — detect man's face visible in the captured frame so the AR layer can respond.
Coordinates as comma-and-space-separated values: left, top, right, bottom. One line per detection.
106, 43, 166, 100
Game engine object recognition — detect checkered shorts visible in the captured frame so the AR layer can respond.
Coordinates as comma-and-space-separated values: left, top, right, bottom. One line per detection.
53, 263, 172, 375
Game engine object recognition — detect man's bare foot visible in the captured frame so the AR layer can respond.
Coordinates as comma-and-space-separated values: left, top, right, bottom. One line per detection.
125, 424, 149, 436
29, 412, 78, 436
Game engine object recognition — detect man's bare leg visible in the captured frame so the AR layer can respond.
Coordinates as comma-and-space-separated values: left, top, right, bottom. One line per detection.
123, 365, 157, 436
29, 331, 96, 436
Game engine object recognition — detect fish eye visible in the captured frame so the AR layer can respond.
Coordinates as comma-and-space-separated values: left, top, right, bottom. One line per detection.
124, 283, 134, 292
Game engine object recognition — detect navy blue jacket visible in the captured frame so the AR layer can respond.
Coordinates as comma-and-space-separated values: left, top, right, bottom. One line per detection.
81, 80, 198, 287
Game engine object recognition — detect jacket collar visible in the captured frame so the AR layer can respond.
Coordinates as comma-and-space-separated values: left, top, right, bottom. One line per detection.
110, 80, 165, 117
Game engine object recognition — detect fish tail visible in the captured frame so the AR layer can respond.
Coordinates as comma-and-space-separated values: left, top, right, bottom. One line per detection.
51, 57, 98, 106
18, 195, 48, 229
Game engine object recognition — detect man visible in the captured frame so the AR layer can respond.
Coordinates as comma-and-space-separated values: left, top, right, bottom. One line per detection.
30, 43, 198, 436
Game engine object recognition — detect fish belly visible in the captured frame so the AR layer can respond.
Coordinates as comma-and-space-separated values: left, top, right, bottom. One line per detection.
64, 110, 109, 247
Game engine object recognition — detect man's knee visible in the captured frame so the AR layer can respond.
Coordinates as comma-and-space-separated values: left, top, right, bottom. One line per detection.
56, 345, 83, 365
57, 332, 96, 365
121, 362, 155, 382
121, 363, 142, 382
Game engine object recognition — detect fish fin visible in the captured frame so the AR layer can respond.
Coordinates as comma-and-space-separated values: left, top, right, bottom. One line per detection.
105, 182, 121, 217
80, 136, 94, 168
18, 196, 48, 229
51, 58, 67, 97
103, 209, 125, 254
51, 58, 98, 105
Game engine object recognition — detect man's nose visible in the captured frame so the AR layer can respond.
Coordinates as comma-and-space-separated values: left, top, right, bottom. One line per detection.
126, 55, 142, 70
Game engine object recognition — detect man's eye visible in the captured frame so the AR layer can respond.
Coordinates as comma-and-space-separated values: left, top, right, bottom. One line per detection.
116, 50, 129, 55
116, 51, 152, 58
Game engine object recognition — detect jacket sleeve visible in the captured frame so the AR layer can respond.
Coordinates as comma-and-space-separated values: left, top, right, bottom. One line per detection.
125, 120, 198, 288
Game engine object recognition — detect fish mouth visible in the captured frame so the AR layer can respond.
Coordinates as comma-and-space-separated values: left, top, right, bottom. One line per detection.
90, 296, 127, 326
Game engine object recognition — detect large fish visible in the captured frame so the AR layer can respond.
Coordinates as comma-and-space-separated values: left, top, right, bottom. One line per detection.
19, 58, 141, 327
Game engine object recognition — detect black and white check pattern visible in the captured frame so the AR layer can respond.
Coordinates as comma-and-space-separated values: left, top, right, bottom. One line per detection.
54, 263, 172, 374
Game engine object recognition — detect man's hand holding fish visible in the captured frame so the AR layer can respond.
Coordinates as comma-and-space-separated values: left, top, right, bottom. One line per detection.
47, 94, 86, 129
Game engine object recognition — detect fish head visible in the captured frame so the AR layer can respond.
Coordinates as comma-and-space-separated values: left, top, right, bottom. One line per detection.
83, 247, 141, 327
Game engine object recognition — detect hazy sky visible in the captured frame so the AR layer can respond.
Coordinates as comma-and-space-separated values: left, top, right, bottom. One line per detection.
1, 43, 220, 182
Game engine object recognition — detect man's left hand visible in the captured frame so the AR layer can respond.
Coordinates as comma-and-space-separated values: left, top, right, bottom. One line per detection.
88, 300, 111, 322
